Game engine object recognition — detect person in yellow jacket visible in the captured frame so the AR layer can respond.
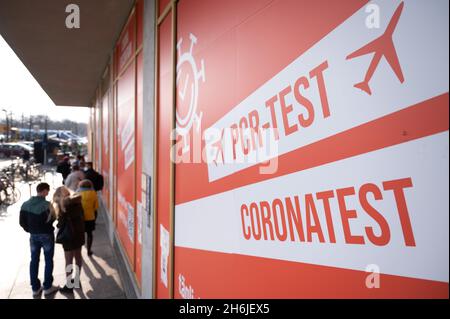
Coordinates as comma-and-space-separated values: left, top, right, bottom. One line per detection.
77, 179, 99, 256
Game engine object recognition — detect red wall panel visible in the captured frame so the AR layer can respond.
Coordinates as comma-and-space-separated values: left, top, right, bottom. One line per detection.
116, 62, 136, 268
172, 0, 449, 298
102, 92, 110, 212
155, 11, 173, 299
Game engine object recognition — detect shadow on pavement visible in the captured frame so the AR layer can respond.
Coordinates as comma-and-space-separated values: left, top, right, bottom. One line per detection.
82, 254, 124, 299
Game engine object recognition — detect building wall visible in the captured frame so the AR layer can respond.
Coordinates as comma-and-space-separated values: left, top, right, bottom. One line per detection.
91, 0, 148, 298
141, 0, 156, 299
91, 0, 449, 298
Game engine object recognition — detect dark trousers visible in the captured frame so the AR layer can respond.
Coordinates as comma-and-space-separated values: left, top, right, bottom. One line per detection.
29, 233, 55, 291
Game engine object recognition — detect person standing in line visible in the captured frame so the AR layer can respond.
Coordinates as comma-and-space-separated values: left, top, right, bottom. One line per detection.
64, 164, 85, 192
51, 186, 85, 294
77, 179, 99, 256
19, 182, 59, 297
76, 154, 86, 171
84, 162, 104, 192
56, 156, 71, 184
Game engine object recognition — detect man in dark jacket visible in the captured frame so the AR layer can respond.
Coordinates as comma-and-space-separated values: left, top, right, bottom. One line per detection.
84, 162, 104, 191
56, 156, 71, 185
19, 183, 59, 297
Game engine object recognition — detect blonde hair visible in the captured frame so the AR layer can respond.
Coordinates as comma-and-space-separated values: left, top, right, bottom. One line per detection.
50, 186, 71, 219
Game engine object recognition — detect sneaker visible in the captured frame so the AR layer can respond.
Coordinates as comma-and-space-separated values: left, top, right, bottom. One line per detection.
43, 285, 59, 296
32, 287, 42, 297
59, 285, 74, 294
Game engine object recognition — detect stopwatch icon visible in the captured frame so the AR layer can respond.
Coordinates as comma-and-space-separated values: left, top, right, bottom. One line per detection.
176, 33, 205, 154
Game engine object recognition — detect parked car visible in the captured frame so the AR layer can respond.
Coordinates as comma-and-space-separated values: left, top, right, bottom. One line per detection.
19, 141, 34, 148
16, 142, 34, 153
0, 142, 33, 159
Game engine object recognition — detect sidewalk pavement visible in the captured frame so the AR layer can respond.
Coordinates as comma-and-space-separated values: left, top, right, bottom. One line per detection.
0, 170, 126, 299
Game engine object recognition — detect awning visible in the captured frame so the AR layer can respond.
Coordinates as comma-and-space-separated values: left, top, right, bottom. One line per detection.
0, 0, 135, 107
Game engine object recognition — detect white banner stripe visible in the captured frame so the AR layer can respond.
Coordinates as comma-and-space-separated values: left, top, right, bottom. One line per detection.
205, 0, 449, 181
176, 132, 449, 282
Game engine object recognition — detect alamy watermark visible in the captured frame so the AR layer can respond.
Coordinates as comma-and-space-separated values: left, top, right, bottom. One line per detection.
365, 264, 381, 289
170, 125, 280, 175
365, 3, 381, 29
65, 264, 81, 289
65, 4, 80, 29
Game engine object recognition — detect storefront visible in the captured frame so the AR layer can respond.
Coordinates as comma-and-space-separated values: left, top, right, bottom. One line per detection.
90, 0, 145, 294
85, 0, 449, 298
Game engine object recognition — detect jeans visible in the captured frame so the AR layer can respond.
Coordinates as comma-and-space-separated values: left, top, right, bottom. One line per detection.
29, 233, 55, 291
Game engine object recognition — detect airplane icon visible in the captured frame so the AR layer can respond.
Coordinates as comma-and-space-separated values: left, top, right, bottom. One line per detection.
346, 1, 405, 95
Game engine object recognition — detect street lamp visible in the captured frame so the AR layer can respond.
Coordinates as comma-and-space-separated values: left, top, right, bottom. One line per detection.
2, 109, 9, 142
8, 112, 14, 141
44, 115, 48, 165
28, 114, 33, 141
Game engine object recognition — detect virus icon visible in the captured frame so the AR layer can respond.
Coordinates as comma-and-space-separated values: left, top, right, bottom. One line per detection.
176, 33, 205, 154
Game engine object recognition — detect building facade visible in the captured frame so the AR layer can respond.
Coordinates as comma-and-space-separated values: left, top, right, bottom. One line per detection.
87, 0, 447, 298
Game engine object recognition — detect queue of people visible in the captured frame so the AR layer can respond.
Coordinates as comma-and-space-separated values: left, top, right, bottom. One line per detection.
19, 157, 102, 297
57, 155, 103, 192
